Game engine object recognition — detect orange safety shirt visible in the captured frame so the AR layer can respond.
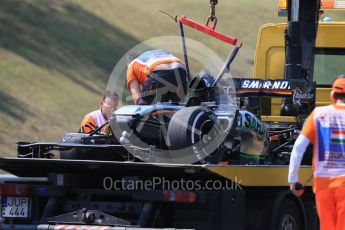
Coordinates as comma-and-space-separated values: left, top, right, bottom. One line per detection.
127, 50, 184, 89
289, 104, 345, 192
80, 109, 107, 134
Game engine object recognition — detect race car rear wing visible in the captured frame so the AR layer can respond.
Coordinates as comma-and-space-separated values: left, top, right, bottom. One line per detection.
231, 78, 316, 108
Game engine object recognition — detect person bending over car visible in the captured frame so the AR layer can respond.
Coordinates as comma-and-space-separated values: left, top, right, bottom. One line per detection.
127, 49, 188, 105
80, 90, 119, 134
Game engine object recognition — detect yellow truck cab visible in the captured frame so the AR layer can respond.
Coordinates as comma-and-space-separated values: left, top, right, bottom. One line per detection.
253, 1, 345, 118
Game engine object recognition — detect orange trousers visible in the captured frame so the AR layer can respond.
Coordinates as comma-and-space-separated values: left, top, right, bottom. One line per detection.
315, 186, 345, 230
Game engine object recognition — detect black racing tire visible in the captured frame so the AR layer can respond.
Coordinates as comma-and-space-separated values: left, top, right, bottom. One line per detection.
272, 199, 303, 230
167, 106, 225, 164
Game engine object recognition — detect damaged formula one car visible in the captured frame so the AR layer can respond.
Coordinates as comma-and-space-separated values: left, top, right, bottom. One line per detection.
108, 43, 315, 164
16, 42, 315, 166
16, 12, 316, 165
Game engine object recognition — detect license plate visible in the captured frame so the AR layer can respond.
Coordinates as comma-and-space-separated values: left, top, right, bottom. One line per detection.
1, 197, 30, 218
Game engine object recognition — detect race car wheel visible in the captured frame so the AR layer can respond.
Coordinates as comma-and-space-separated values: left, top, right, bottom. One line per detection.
168, 106, 225, 164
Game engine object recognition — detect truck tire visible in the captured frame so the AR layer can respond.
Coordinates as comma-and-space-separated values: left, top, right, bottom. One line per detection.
272, 199, 303, 230
167, 106, 225, 164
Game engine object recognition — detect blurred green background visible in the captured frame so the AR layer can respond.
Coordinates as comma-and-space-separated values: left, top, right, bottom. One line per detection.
0, 0, 341, 156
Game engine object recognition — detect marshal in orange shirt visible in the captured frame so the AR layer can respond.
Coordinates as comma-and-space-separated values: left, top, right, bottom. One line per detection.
127, 50, 183, 89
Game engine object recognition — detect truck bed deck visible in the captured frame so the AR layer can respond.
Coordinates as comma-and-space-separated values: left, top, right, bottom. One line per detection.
0, 157, 210, 178
0, 157, 313, 187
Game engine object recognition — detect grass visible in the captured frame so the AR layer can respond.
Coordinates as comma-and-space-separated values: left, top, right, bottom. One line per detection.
1, 0, 340, 156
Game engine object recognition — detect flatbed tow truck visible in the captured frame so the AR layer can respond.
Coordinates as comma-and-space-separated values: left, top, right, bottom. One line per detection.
0, 0, 345, 229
